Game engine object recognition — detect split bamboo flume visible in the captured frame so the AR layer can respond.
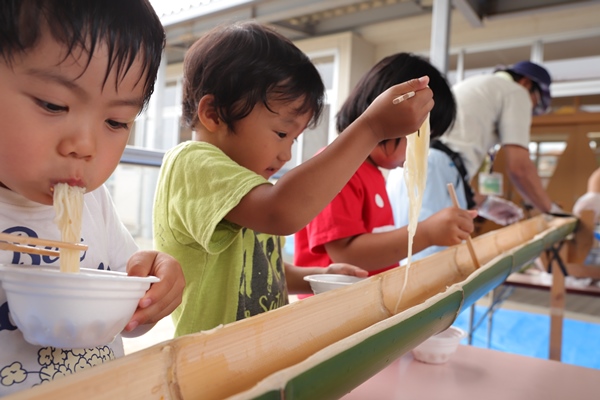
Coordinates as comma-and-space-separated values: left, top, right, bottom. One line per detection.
7, 215, 577, 400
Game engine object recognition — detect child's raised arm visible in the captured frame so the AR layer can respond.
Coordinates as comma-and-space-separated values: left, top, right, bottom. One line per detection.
226, 77, 433, 235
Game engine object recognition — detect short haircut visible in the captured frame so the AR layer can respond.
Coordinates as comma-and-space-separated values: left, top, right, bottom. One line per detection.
337, 52, 457, 142
182, 21, 325, 132
0, 0, 165, 110
504, 70, 541, 93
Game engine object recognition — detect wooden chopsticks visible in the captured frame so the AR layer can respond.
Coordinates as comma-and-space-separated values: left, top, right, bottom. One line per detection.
0, 232, 88, 258
392, 91, 416, 105
447, 183, 481, 269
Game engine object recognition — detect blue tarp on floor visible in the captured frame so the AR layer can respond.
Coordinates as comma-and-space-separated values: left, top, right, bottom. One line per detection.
453, 305, 600, 370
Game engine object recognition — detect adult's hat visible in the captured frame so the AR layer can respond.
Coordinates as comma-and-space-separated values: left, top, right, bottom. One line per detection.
509, 61, 552, 114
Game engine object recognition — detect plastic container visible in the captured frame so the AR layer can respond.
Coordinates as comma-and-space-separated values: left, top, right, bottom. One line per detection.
411, 326, 467, 364
0, 264, 159, 349
303, 274, 365, 295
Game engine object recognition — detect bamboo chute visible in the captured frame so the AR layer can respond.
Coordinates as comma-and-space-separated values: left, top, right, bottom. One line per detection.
6, 215, 578, 400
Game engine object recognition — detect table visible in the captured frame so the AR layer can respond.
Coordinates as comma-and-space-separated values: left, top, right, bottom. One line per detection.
341, 345, 600, 400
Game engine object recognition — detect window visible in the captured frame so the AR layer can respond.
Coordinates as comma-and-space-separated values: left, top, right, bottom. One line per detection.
106, 163, 160, 250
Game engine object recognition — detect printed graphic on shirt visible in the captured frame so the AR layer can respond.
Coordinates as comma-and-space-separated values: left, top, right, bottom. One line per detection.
375, 193, 385, 208
0, 227, 116, 392
237, 229, 288, 321
0, 346, 115, 391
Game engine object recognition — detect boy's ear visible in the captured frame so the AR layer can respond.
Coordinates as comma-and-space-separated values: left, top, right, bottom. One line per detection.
197, 95, 221, 132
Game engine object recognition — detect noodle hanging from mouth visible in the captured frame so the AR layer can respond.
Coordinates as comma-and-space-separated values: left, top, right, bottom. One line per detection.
53, 183, 85, 273
394, 114, 430, 313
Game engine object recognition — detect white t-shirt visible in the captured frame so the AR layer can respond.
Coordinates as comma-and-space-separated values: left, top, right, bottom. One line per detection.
440, 72, 532, 179
0, 185, 138, 396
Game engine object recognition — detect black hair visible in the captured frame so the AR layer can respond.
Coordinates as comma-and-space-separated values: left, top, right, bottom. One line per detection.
503, 69, 541, 95
0, 0, 165, 110
182, 21, 325, 132
336, 52, 457, 149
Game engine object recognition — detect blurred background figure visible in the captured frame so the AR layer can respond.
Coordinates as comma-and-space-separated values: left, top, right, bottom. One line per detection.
573, 167, 600, 266
432, 61, 562, 221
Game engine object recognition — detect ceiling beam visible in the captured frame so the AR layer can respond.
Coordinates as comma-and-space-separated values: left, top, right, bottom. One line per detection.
552, 79, 600, 97
308, 2, 424, 35
160, 0, 258, 27
452, 0, 483, 27
485, 0, 599, 17
252, 0, 371, 23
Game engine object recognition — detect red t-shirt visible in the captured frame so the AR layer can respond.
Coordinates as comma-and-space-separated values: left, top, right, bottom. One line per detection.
294, 161, 398, 276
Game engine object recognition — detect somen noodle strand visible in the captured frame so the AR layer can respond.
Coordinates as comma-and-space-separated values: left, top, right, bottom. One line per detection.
394, 114, 430, 313
53, 183, 85, 273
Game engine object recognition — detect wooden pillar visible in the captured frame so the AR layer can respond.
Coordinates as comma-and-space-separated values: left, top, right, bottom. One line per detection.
549, 244, 566, 361
544, 128, 597, 212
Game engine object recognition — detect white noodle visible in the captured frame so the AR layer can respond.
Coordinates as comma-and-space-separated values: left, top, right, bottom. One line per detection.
395, 114, 430, 313
53, 183, 85, 273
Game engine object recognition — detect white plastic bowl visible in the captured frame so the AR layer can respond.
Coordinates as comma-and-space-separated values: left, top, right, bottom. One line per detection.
411, 326, 467, 364
303, 274, 365, 295
0, 264, 159, 349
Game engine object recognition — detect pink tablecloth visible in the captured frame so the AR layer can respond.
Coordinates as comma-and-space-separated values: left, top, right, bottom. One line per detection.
341, 345, 599, 400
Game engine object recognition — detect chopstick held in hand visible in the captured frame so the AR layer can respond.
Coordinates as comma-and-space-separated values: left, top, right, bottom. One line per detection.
447, 183, 481, 269
0, 232, 87, 258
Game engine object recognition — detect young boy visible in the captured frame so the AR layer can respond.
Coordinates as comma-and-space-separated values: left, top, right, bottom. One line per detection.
295, 53, 477, 276
0, 0, 184, 395
152, 22, 433, 336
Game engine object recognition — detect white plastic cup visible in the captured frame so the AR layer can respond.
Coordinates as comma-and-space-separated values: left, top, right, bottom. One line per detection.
411, 326, 467, 364
303, 274, 365, 294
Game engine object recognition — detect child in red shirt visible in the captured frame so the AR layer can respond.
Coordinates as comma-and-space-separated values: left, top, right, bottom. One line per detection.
295, 53, 477, 278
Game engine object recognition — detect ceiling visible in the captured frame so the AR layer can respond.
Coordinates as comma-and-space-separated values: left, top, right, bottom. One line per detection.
156, 0, 600, 106
158, 0, 600, 61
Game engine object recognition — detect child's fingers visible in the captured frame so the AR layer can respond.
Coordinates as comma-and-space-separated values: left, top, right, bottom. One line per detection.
328, 263, 368, 277
392, 91, 416, 105
126, 289, 181, 330
123, 252, 184, 331
126, 251, 157, 276
349, 266, 369, 277
138, 270, 184, 311
445, 210, 475, 236
395, 76, 430, 94
358, 76, 434, 142
390, 76, 431, 105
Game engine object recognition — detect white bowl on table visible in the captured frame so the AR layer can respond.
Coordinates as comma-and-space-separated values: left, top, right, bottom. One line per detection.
0, 264, 159, 349
411, 326, 467, 364
303, 274, 365, 295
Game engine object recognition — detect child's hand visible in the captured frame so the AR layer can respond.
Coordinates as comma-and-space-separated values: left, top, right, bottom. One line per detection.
323, 263, 369, 278
357, 76, 433, 143
124, 250, 185, 332
421, 207, 478, 247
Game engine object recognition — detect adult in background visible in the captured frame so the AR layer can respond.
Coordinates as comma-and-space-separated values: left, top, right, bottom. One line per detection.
400, 61, 561, 222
